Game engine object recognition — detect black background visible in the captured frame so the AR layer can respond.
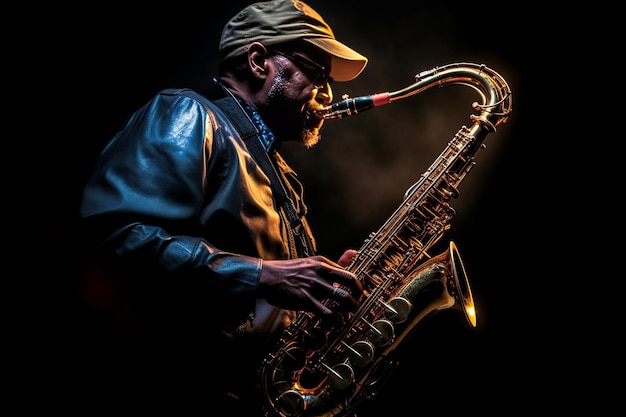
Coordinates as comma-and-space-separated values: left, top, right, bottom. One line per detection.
26, 1, 600, 415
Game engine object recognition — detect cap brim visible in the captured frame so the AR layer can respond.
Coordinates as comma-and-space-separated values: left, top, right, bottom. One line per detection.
304, 38, 368, 82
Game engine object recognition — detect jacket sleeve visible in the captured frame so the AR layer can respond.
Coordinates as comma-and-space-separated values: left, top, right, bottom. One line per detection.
79, 90, 261, 295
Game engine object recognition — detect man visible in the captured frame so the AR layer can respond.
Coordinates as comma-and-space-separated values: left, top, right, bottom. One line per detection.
78, 1, 368, 414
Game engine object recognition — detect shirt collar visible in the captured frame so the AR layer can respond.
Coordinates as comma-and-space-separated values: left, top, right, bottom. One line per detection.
241, 102, 276, 152
214, 79, 278, 152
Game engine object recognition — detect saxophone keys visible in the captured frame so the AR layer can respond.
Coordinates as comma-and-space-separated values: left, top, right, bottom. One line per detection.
348, 340, 375, 367
383, 297, 412, 323
275, 389, 306, 417
302, 326, 327, 351
368, 319, 394, 346
327, 362, 355, 390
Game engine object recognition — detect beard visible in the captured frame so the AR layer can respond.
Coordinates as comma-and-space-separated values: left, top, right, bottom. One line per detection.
300, 98, 326, 148
265, 71, 327, 148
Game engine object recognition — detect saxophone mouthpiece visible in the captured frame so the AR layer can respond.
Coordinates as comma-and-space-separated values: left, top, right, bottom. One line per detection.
320, 92, 391, 119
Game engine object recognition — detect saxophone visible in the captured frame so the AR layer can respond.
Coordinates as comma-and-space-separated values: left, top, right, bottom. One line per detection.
260, 62, 512, 417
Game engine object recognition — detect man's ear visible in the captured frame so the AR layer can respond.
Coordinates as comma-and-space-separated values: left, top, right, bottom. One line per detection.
248, 42, 269, 80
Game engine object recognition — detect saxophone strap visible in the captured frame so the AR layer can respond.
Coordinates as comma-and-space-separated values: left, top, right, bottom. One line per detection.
168, 87, 315, 259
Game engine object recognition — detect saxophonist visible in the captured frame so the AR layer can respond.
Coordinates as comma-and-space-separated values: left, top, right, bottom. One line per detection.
76, 1, 366, 416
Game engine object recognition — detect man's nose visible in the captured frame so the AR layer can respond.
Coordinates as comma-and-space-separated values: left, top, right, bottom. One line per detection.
314, 83, 333, 105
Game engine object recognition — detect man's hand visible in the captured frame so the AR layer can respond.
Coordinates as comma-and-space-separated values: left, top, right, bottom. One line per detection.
259, 251, 362, 317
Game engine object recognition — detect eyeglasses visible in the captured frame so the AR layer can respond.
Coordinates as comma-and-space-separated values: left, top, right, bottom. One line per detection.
270, 49, 333, 88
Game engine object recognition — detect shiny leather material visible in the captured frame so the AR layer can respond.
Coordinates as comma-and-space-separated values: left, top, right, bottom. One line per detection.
80, 87, 295, 333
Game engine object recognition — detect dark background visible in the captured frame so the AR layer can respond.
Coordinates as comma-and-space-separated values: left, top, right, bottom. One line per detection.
27, 1, 596, 415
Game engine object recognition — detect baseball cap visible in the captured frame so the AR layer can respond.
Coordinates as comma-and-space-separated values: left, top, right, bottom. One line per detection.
219, 0, 368, 81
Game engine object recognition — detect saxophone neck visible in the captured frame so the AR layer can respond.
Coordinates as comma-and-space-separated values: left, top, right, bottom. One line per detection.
320, 63, 512, 128
319, 92, 391, 119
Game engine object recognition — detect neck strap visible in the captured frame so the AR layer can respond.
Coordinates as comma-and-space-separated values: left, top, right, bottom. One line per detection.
167, 86, 316, 258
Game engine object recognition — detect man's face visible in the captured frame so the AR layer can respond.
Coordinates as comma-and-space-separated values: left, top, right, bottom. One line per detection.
262, 47, 333, 147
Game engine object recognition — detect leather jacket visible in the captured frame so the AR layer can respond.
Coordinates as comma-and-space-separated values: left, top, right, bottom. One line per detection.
79, 84, 306, 339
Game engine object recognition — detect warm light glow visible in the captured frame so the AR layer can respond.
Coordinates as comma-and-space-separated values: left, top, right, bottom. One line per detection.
465, 305, 477, 327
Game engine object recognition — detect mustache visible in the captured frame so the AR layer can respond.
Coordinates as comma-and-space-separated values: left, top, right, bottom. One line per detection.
303, 99, 325, 124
